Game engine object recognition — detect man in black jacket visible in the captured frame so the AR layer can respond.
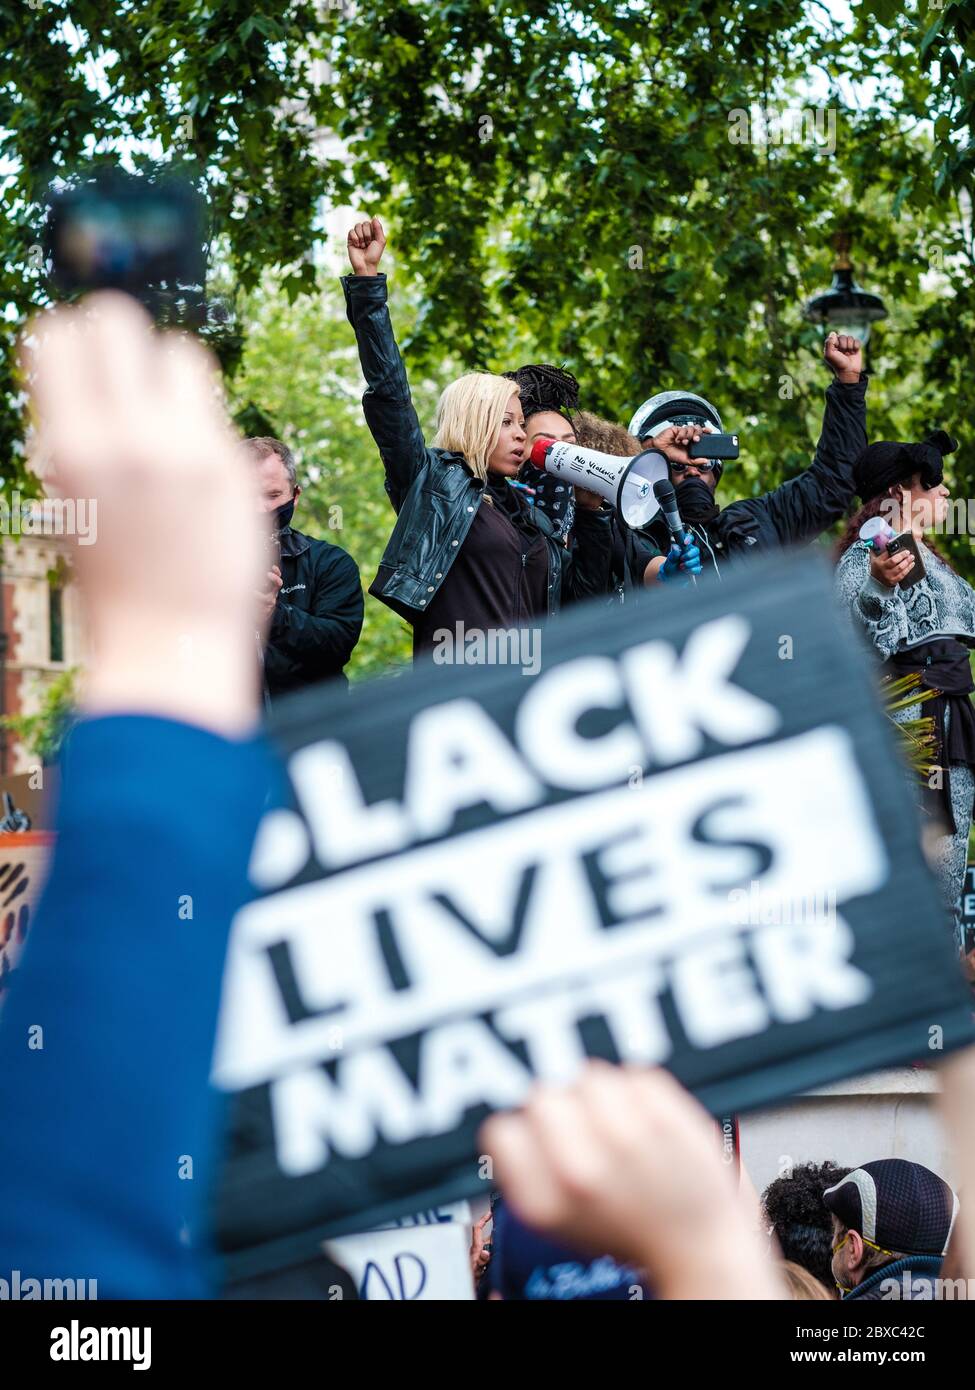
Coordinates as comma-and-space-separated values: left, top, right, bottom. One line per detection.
629, 333, 867, 580
246, 436, 364, 697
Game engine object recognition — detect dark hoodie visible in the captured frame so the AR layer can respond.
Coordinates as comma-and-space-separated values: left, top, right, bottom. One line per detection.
842, 1253, 943, 1301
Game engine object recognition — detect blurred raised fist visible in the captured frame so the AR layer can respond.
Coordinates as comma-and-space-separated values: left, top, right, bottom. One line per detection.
21, 291, 263, 734
479, 1061, 784, 1299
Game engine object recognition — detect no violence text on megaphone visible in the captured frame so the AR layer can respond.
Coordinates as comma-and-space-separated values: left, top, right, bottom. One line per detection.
528, 437, 670, 527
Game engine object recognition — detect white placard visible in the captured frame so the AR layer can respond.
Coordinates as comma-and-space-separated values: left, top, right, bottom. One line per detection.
325, 1223, 474, 1301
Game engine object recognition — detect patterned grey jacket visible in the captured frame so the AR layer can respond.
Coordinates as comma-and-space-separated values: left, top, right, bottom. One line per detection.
835, 540, 975, 660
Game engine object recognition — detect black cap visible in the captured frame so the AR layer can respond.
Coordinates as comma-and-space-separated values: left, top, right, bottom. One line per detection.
823, 1159, 958, 1257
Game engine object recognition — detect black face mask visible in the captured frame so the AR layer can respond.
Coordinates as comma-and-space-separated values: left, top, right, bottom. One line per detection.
675, 475, 720, 523
273, 497, 296, 531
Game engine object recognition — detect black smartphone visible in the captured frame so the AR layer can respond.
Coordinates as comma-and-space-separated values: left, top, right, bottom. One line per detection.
44, 171, 207, 327
884, 532, 927, 588
689, 432, 739, 460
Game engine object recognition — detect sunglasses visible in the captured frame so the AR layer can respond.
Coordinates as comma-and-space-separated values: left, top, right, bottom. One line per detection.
831, 1231, 896, 1258
669, 460, 717, 475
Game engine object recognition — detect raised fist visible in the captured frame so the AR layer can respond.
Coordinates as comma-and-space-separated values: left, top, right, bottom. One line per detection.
347, 217, 386, 276
823, 332, 863, 383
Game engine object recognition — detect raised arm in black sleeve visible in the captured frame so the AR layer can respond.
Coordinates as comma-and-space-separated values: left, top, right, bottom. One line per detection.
726, 376, 868, 546
342, 273, 430, 513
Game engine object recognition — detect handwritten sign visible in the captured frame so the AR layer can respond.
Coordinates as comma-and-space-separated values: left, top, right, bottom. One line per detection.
324, 1222, 474, 1301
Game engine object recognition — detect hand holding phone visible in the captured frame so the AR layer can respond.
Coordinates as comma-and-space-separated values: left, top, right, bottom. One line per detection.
688, 433, 739, 460
871, 533, 925, 590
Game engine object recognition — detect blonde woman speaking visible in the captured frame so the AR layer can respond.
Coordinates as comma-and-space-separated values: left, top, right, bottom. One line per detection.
344, 218, 612, 660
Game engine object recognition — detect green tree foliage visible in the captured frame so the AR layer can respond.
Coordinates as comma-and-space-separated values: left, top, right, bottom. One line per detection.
319, 2, 974, 566
913, 0, 975, 196
1, 665, 78, 765
0, 0, 343, 471
4, 1, 975, 658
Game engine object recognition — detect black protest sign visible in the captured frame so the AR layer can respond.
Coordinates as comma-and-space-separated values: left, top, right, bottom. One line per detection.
212, 553, 974, 1279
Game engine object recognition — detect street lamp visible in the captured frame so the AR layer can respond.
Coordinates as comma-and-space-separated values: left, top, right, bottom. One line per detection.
802, 232, 888, 346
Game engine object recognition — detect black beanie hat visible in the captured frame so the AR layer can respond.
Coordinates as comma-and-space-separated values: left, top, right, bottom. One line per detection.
853, 430, 957, 503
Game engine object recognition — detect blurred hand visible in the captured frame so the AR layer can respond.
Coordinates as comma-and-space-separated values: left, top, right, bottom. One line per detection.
870, 546, 914, 589
573, 485, 604, 512
479, 1062, 784, 1299
258, 564, 283, 621
22, 292, 264, 735
469, 1210, 493, 1284
938, 1045, 975, 1282
823, 332, 863, 383
347, 217, 386, 276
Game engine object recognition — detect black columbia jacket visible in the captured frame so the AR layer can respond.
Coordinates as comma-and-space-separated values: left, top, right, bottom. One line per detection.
342, 273, 612, 621
263, 526, 363, 696
639, 375, 869, 574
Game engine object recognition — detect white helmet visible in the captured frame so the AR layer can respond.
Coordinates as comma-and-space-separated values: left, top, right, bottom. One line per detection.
628, 390, 723, 443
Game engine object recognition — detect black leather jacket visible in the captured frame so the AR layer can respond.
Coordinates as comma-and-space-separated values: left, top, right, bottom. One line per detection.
342, 274, 612, 621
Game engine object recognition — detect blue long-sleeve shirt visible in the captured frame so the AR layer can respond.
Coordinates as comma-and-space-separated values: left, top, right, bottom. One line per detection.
0, 716, 274, 1298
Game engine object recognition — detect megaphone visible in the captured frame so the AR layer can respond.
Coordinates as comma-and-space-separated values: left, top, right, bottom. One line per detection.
528, 438, 670, 527
859, 516, 895, 552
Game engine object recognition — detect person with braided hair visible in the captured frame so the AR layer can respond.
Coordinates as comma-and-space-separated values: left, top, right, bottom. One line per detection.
504, 362, 588, 542
343, 219, 613, 658
835, 431, 975, 961
506, 368, 700, 594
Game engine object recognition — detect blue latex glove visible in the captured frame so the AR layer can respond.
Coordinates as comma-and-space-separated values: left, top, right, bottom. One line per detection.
659, 536, 702, 584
